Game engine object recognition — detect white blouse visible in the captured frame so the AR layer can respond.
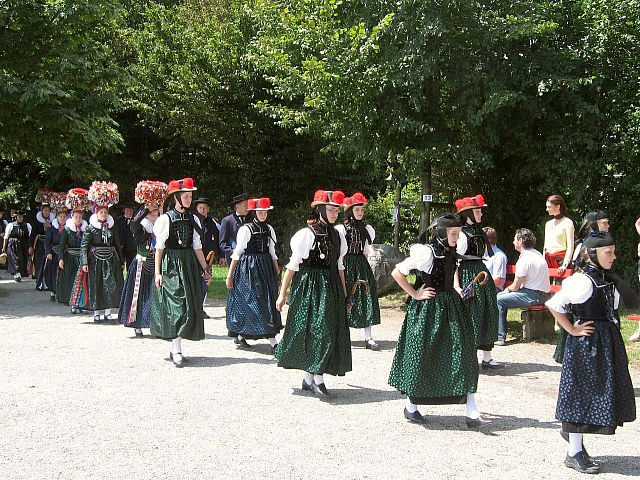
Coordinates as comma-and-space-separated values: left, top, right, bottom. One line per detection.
545, 272, 620, 314
395, 244, 434, 276
231, 224, 278, 261
334, 224, 376, 256
285, 225, 347, 272
153, 213, 202, 250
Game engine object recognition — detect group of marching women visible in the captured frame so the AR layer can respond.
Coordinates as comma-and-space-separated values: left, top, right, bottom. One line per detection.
1, 183, 637, 475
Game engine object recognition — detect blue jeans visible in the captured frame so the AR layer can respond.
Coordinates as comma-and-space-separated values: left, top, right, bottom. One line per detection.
496, 288, 551, 340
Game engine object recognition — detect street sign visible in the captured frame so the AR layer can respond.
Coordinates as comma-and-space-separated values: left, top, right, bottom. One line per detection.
422, 194, 433, 202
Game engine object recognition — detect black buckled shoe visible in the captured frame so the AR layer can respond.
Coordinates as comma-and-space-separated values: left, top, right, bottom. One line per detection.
93, 315, 102, 323
169, 351, 184, 368
465, 416, 491, 429
234, 337, 252, 348
365, 339, 379, 350
564, 451, 600, 474
104, 314, 114, 322
403, 408, 426, 424
560, 431, 592, 462
302, 380, 314, 392
480, 360, 505, 370
311, 382, 329, 396
135, 329, 144, 337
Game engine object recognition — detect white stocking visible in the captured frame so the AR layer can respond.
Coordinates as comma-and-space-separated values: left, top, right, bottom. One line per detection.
313, 374, 325, 385
465, 393, 480, 419
568, 433, 583, 456
405, 398, 418, 413
364, 327, 372, 341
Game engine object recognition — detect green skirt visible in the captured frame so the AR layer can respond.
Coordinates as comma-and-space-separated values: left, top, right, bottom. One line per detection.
150, 248, 204, 341
388, 291, 478, 404
57, 251, 82, 305
275, 266, 352, 376
344, 254, 381, 328
459, 260, 499, 350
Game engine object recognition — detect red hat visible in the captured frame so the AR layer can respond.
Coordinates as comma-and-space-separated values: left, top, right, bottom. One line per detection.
454, 194, 487, 213
344, 192, 368, 210
166, 178, 197, 196
311, 190, 346, 208
248, 197, 274, 211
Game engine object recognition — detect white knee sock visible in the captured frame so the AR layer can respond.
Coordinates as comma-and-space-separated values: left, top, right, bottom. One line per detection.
94, 309, 104, 317
482, 351, 492, 362
304, 372, 314, 385
269, 337, 277, 347
171, 337, 182, 355
405, 398, 418, 413
14, 274, 20, 279
364, 327, 372, 341
568, 433, 583, 456
313, 374, 325, 385
104, 308, 111, 317
465, 393, 480, 419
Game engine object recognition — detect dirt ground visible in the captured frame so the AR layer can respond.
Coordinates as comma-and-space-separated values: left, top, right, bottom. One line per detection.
0, 277, 638, 479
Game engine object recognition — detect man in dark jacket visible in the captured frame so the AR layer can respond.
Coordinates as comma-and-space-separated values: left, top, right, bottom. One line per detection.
194, 197, 222, 318
114, 202, 137, 269
219, 193, 249, 264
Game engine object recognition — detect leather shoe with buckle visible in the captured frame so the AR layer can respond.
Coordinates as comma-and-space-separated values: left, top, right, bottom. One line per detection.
564, 451, 600, 474
465, 415, 491, 429
481, 360, 505, 370
365, 339, 379, 350
311, 382, 329, 396
93, 315, 102, 323
302, 380, 314, 392
403, 408, 426, 424
560, 431, 593, 462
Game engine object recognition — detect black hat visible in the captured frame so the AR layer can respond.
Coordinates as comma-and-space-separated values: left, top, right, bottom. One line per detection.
229, 193, 249, 206
15, 210, 26, 216
426, 213, 463, 243
584, 232, 615, 267
578, 210, 608, 238
193, 197, 211, 208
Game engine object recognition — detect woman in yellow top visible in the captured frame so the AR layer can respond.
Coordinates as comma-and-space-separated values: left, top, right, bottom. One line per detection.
543, 194, 574, 275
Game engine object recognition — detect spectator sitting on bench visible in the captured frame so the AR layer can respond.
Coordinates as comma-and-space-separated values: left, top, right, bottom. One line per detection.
483, 227, 507, 292
496, 228, 551, 345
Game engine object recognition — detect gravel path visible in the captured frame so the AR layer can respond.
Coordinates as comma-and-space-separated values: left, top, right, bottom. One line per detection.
0, 277, 638, 479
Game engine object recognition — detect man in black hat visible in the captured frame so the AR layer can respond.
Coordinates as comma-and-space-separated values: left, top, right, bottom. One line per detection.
114, 201, 137, 269
193, 197, 222, 317
219, 193, 249, 265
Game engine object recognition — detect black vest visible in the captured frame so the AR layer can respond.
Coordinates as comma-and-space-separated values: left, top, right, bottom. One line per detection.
245, 222, 271, 254
9, 222, 29, 240
344, 220, 371, 255
461, 224, 486, 257
416, 241, 457, 293
165, 210, 194, 250
301, 222, 338, 269
572, 268, 617, 323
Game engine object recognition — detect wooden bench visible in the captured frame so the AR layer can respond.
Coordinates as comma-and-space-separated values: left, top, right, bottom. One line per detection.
502, 265, 572, 341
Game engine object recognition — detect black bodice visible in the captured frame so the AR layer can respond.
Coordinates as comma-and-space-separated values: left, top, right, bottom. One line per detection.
461, 224, 486, 258
9, 222, 29, 240
416, 241, 457, 293
165, 209, 194, 249
572, 267, 617, 323
245, 222, 271, 254
344, 220, 370, 255
301, 222, 339, 269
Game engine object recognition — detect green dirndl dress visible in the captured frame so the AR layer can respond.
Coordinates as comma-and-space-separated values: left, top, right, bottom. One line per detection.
275, 223, 352, 376
57, 225, 83, 305
388, 243, 479, 404
150, 210, 204, 341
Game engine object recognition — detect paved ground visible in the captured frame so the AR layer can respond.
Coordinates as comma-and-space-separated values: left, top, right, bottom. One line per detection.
0, 277, 638, 480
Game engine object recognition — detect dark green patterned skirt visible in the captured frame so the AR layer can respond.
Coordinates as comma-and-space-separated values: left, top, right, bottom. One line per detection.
275, 266, 352, 376
459, 260, 499, 350
388, 291, 478, 404
150, 248, 204, 341
344, 254, 381, 329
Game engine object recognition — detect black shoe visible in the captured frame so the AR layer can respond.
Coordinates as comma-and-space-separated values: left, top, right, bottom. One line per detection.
564, 451, 600, 474
135, 329, 144, 337
311, 382, 329, 396
71, 307, 78, 315
234, 337, 252, 348
560, 431, 592, 461
104, 314, 114, 322
202, 311, 211, 319
302, 380, 314, 392
169, 351, 184, 368
93, 315, 102, 323
365, 339, 379, 350
271, 343, 278, 355
465, 416, 491, 429
480, 360, 505, 370
403, 408, 426, 424
15, 277, 21, 283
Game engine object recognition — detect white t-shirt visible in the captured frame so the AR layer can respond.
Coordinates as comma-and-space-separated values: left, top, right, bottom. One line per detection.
483, 246, 507, 290
515, 248, 550, 292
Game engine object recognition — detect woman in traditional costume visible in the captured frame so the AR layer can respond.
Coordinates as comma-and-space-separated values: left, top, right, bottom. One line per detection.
72, 182, 124, 322
226, 197, 282, 352
275, 190, 351, 395
389, 214, 486, 427
150, 178, 211, 367
335, 192, 381, 349
32, 201, 54, 288
43, 208, 68, 301
454, 195, 503, 368
59, 189, 90, 311
2, 210, 32, 282
119, 181, 167, 337
546, 232, 637, 474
